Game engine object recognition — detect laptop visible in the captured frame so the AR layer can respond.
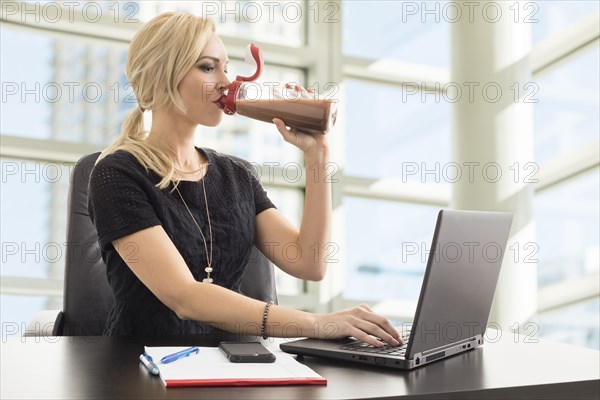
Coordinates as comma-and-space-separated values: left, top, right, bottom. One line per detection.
280, 209, 513, 369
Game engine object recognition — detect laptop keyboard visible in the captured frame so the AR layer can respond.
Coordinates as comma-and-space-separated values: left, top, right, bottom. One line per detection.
339, 334, 410, 357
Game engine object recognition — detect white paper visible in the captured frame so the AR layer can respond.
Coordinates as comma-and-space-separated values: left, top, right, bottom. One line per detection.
144, 345, 324, 385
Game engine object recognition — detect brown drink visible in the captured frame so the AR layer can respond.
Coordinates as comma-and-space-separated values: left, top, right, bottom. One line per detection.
235, 97, 338, 134
218, 81, 339, 134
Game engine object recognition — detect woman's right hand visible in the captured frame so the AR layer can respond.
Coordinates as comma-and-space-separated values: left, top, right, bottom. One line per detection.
312, 304, 402, 347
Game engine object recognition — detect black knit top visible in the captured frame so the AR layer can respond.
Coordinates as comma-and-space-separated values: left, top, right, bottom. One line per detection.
87, 147, 275, 336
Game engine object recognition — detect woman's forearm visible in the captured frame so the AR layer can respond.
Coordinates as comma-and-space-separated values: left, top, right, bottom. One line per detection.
296, 148, 332, 277
177, 281, 400, 346
178, 281, 318, 337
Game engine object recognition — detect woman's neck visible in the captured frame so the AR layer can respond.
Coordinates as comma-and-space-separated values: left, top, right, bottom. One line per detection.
147, 110, 202, 170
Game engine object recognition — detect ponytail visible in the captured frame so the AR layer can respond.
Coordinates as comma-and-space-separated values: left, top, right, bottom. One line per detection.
97, 106, 146, 163
123, 106, 147, 142
96, 105, 179, 190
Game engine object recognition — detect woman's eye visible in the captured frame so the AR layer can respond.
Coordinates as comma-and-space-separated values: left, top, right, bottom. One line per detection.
199, 64, 214, 72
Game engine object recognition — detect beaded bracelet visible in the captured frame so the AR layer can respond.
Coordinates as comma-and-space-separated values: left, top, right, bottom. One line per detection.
261, 301, 274, 340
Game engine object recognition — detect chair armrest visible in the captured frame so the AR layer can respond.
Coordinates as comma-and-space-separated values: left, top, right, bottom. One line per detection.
24, 310, 64, 336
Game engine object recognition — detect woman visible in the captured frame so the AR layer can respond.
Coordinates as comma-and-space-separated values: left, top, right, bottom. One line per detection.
88, 12, 400, 347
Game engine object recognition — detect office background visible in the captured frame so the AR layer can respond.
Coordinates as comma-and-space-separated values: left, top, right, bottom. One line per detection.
0, 1, 598, 350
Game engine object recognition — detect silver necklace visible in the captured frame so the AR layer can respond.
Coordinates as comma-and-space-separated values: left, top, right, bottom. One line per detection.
174, 167, 214, 283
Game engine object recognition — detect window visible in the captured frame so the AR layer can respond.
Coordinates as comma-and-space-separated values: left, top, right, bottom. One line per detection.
529, 2, 600, 350
340, 1, 452, 308
265, 188, 304, 296
536, 297, 600, 350
4, 0, 599, 348
343, 198, 440, 302
343, 0, 450, 68
532, 0, 600, 44
534, 46, 600, 164
344, 79, 451, 181
0, 25, 130, 143
1, 26, 56, 139
0, 158, 70, 280
0, 295, 52, 337
142, 0, 306, 47
534, 171, 599, 288
0, 157, 69, 333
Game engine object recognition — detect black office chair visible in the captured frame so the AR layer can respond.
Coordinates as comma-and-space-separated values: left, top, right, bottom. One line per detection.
25, 152, 277, 337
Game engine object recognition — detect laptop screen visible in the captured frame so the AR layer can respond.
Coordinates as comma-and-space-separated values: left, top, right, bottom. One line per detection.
406, 210, 513, 357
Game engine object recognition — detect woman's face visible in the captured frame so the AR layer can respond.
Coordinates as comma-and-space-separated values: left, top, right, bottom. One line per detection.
177, 33, 230, 127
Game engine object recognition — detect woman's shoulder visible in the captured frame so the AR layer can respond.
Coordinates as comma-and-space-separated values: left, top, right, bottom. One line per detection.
94, 150, 150, 171
95, 149, 141, 167
91, 150, 153, 183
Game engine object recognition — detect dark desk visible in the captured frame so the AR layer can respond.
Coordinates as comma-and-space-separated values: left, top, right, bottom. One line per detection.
1, 332, 599, 399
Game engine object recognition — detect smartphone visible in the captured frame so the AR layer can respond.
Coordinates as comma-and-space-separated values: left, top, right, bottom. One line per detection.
218, 342, 276, 363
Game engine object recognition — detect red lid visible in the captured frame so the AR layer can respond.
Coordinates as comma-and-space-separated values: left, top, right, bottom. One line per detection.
218, 44, 264, 115
218, 80, 242, 115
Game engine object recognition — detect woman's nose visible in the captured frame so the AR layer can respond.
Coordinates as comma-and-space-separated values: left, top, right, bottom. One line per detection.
219, 73, 230, 91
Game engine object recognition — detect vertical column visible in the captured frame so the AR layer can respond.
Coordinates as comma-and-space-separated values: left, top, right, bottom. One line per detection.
450, 1, 537, 328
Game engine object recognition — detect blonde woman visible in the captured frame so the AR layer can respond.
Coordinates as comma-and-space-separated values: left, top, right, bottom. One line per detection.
88, 12, 401, 347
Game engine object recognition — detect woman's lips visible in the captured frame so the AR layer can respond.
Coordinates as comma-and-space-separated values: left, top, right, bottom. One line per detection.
213, 96, 225, 110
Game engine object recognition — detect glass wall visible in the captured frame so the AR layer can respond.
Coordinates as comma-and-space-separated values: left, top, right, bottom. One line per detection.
1, 1, 598, 349
534, 171, 599, 288
534, 47, 600, 164
338, 0, 599, 349
343, 0, 450, 67
530, 0, 599, 349
340, 2, 451, 311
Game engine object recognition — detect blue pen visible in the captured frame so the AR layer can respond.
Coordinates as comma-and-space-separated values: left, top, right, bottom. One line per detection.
139, 353, 160, 375
160, 346, 200, 364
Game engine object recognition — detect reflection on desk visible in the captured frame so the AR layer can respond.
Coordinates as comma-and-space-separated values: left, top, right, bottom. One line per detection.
1, 331, 599, 399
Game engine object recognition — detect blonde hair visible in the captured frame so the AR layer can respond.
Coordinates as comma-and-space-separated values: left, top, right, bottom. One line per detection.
97, 12, 216, 189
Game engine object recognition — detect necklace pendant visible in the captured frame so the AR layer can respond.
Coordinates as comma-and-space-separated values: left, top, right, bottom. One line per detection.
203, 277, 213, 283
204, 267, 213, 273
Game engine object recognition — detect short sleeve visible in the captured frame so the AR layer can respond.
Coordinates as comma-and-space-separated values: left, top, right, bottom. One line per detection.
250, 173, 276, 215
88, 155, 162, 250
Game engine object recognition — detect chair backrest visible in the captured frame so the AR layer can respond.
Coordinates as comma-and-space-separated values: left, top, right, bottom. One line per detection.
61, 152, 277, 336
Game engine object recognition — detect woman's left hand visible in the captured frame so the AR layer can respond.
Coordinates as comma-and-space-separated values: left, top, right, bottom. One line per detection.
272, 83, 329, 157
